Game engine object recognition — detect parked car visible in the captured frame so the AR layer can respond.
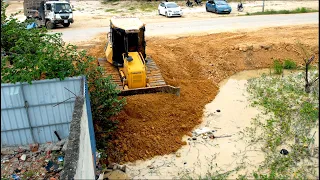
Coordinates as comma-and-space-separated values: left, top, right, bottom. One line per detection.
206, 0, 232, 14
158, 2, 183, 17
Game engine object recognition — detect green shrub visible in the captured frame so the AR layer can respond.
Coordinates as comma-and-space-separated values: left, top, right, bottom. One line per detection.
246, 7, 318, 15
105, 8, 117, 12
1, 0, 125, 150
273, 59, 283, 74
283, 59, 297, 69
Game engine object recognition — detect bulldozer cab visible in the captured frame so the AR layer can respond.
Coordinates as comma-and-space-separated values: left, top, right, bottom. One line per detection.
109, 17, 146, 67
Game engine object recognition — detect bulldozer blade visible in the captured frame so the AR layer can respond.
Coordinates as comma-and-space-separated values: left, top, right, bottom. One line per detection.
119, 85, 180, 96
98, 57, 180, 96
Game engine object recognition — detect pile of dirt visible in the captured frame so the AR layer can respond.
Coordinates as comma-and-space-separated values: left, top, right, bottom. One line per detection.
84, 25, 318, 164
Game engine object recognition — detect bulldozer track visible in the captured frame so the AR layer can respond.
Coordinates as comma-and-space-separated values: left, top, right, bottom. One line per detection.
98, 58, 123, 90
98, 57, 167, 89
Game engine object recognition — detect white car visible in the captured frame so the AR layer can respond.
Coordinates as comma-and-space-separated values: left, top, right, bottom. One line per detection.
158, 2, 183, 17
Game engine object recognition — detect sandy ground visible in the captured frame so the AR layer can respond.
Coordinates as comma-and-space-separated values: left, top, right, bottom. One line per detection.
5, 1, 319, 29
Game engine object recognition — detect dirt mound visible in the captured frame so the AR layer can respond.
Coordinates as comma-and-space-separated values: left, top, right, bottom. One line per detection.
85, 25, 318, 164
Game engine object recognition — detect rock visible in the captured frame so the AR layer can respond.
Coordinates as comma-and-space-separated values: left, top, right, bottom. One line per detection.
216, 109, 221, 112
44, 143, 54, 152
280, 149, 289, 155
239, 45, 247, 52
20, 154, 27, 161
56, 139, 67, 146
61, 140, 68, 152
192, 137, 197, 140
176, 152, 181, 157
103, 170, 129, 179
194, 127, 212, 136
147, 165, 155, 169
51, 144, 62, 151
202, 136, 208, 139
253, 44, 261, 51
29, 143, 39, 152
261, 44, 272, 50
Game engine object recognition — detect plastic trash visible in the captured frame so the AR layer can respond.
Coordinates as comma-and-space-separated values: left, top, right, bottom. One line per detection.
11, 174, 20, 180
58, 156, 64, 162
280, 149, 289, 155
26, 22, 37, 29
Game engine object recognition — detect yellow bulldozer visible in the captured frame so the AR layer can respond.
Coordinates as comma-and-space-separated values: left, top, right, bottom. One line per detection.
98, 17, 180, 96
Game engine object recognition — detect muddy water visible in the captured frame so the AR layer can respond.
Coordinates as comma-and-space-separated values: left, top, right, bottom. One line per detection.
124, 69, 312, 179
122, 69, 270, 179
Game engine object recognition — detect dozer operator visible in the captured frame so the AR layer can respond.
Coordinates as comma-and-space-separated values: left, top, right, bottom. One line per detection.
98, 17, 180, 96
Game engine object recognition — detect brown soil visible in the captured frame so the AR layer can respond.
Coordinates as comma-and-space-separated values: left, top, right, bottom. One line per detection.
84, 24, 318, 164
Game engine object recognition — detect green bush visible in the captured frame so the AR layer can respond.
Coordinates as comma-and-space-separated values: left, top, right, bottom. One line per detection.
283, 59, 297, 69
246, 7, 318, 15
1, 0, 125, 150
273, 59, 283, 74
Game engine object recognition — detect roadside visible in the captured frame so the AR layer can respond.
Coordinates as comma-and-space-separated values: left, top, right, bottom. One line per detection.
5, 0, 319, 29
51, 13, 319, 43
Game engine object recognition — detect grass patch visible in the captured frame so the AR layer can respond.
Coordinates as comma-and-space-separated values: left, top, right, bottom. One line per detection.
244, 70, 319, 179
246, 7, 318, 15
101, 0, 120, 4
128, 7, 136, 11
138, 2, 158, 12
283, 59, 297, 69
273, 59, 283, 74
105, 8, 117, 13
76, 8, 84, 11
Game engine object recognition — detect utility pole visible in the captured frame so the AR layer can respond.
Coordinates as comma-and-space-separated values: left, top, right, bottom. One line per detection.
262, 0, 265, 12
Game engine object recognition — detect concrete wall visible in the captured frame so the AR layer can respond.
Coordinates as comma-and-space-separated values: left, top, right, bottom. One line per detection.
60, 80, 96, 179
74, 101, 95, 179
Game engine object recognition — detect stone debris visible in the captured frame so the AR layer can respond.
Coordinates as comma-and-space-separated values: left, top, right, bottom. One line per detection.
1, 139, 68, 179
97, 163, 129, 180
100, 170, 129, 180
20, 154, 26, 161
185, 127, 232, 142
176, 152, 181, 157
193, 127, 213, 136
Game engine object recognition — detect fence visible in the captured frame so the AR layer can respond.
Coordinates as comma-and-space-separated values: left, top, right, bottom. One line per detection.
1, 77, 83, 146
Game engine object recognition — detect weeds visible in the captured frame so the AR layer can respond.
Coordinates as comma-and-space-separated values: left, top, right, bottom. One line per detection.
101, 1, 158, 12
139, 2, 157, 12
283, 59, 297, 69
105, 8, 117, 12
246, 7, 318, 16
273, 59, 283, 74
101, 0, 120, 4
23, 170, 36, 178
128, 7, 136, 11
245, 70, 319, 178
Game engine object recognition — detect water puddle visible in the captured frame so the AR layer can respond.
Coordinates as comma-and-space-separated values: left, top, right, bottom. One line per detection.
124, 69, 314, 179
